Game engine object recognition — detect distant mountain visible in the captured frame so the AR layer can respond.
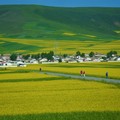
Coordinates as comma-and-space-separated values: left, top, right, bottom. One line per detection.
0, 5, 120, 40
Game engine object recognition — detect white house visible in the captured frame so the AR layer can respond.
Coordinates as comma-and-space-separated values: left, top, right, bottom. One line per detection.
39, 58, 48, 62
17, 61, 26, 67
117, 57, 120, 61
30, 59, 38, 64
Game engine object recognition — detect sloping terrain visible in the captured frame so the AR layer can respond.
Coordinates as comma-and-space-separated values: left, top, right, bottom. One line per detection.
0, 5, 120, 40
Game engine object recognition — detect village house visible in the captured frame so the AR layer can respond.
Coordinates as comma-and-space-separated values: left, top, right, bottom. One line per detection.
2, 54, 10, 61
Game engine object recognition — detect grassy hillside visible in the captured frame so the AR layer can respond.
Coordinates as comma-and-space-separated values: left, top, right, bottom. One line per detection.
0, 5, 120, 54
0, 5, 120, 40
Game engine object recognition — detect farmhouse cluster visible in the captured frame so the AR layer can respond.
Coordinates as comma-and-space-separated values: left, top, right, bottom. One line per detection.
0, 51, 120, 67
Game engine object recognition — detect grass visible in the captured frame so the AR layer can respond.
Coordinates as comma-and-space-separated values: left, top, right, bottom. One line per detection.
0, 5, 120, 40
0, 5, 120, 55
0, 39, 40, 53
0, 111, 120, 120
0, 62, 120, 120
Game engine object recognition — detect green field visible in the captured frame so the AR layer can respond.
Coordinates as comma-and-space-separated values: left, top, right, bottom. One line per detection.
0, 62, 120, 120
0, 5, 120, 54
0, 37, 120, 54
0, 5, 120, 40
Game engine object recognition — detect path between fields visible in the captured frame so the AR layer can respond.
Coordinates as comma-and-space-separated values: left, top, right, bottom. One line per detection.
40, 71, 120, 84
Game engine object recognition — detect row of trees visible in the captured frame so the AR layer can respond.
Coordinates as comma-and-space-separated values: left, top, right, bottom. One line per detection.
76, 51, 95, 58
9, 50, 118, 61
76, 51, 118, 58
107, 51, 117, 58
10, 51, 54, 61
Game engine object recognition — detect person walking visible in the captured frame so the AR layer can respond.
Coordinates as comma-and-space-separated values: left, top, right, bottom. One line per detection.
106, 72, 108, 78
80, 70, 83, 76
83, 71, 86, 77
40, 68, 42, 72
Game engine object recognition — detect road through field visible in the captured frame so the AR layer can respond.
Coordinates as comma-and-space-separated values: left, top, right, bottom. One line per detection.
40, 71, 120, 84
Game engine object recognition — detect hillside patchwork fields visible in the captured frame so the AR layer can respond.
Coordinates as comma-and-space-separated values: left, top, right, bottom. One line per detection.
0, 5, 120, 54
0, 37, 120, 54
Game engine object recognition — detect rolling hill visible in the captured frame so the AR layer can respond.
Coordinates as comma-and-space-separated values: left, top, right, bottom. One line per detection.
0, 5, 120, 54
0, 5, 120, 40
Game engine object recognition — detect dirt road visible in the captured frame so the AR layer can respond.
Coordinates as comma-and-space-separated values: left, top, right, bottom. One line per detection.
40, 71, 120, 84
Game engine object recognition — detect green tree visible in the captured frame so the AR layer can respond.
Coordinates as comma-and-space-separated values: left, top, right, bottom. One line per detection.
81, 53, 85, 57
31, 54, 35, 59
41, 53, 47, 58
47, 51, 54, 61
89, 52, 94, 57
23, 54, 30, 60
58, 58, 62, 62
107, 51, 117, 58
76, 51, 81, 56
31, 53, 40, 60
10, 53, 17, 61
41, 51, 54, 61
36, 53, 40, 60
107, 52, 111, 58
112, 51, 117, 55
63, 54, 68, 58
